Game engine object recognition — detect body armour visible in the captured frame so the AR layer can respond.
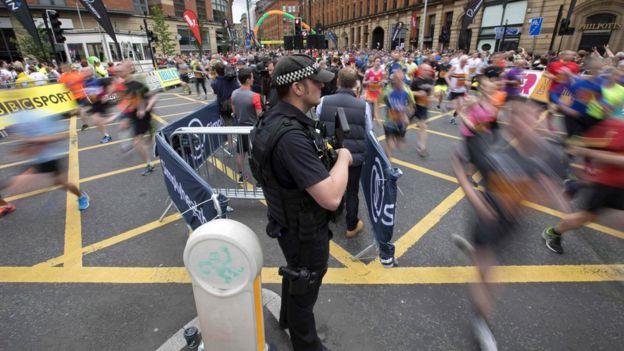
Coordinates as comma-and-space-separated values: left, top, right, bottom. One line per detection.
250, 107, 332, 239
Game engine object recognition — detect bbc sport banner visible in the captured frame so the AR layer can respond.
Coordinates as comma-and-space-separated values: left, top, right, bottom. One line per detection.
360, 131, 402, 259
0, 84, 77, 128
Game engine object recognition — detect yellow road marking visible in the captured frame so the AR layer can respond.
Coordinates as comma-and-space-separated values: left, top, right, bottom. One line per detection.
34, 213, 180, 268
174, 93, 210, 105
393, 156, 624, 240
209, 155, 360, 269
1, 264, 622, 284
64, 117, 82, 268
5, 161, 161, 203
390, 187, 465, 260
151, 112, 168, 125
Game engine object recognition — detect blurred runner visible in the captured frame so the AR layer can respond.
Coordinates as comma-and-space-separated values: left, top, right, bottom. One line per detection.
381, 70, 415, 159
446, 55, 469, 125
82, 67, 113, 143
59, 64, 89, 131
434, 56, 451, 110
410, 63, 434, 158
452, 101, 568, 351
0, 111, 90, 214
363, 56, 385, 121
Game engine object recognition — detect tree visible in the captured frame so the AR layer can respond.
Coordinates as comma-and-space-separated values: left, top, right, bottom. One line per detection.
150, 6, 175, 56
12, 23, 52, 62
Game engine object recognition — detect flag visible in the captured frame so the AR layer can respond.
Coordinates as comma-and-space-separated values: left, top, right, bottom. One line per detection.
360, 131, 402, 259
183, 10, 202, 45
79, 0, 119, 49
461, 0, 484, 31
2, 0, 42, 48
391, 21, 404, 42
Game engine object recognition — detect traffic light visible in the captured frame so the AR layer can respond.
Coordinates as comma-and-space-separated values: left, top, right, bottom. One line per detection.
48, 10, 65, 43
294, 17, 302, 35
148, 30, 158, 43
558, 18, 575, 35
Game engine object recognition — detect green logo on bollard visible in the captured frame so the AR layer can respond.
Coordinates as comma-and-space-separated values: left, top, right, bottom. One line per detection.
199, 246, 244, 284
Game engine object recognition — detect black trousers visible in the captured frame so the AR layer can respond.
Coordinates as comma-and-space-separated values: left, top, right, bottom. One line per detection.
277, 226, 330, 351
346, 165, 363, 231
195, 77, 207, 95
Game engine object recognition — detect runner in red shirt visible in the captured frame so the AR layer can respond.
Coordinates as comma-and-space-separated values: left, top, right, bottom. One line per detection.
542, 117, 624, 254
58, 64, 89, 130
543, 51, 580, 133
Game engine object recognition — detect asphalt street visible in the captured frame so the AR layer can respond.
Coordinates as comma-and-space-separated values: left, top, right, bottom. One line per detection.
0, 88, 623, 351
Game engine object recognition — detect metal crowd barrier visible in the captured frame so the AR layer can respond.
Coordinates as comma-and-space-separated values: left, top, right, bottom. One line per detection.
170, 126, 264, 201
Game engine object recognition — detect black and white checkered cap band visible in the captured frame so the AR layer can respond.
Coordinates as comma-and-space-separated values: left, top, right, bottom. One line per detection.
274, 63, 320, 86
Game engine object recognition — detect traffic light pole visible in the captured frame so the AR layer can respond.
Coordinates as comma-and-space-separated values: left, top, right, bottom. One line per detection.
42, 10, 59, 62
143, 14, 157, 68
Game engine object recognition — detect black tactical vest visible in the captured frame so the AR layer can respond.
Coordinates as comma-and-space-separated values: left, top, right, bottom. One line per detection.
249, 108, 331, 239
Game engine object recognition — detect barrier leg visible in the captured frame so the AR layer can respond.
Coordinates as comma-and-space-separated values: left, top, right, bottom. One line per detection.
159, 201, 174, 222
351, 241, 379, 261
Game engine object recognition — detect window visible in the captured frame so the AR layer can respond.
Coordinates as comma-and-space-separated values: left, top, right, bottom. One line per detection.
67, 44, 85, 62
196, 0, 207, 19
109, 44, 121, 62
174, 0, 185, 18
39, 0, 66, 5
86, 43, 105, 61
143, 44, 153, 60
133, 0, 148, 15
481, 1, 527, 27
133, 43, 144, 61
383, 0, 387, 12
212, 0, 227, 23
367, 0, 370, 16
428, 14, 435, 37
444, 11, 453, 28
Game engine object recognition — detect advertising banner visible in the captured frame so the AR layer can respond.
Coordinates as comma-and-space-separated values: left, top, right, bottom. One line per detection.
156, 68, 182, 88
360, 131, 402, 259
1, 0, 42, 48
79, 0, 119, 47
0, 84, 77, 127
183, 9, 202, 45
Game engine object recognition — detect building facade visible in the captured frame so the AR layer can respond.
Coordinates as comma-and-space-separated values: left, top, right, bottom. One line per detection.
311, 0, 624, 54
0, 0, 236, 63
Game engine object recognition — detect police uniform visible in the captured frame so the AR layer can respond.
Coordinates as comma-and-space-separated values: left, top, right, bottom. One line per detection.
250, 55, 335, 351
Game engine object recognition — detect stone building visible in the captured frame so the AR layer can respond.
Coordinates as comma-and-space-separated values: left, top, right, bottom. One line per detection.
310, 0, 623, 54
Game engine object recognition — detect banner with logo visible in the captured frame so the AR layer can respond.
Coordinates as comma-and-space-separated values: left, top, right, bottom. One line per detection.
223, 19, 232, 40
2, 0, 42, 48
517, 70, 554, 104
156, 68, 182, 88
0, 84, 77, 127
458, 0, 484, 50
391, 21, 404, 42
410, 12, 418, 40
183, 9, 202, 45
159, 101, 224, 166
156, 133, 222, 229
326, 31, 338, 45
79, 0, 119, 48
360, 130, 402, 259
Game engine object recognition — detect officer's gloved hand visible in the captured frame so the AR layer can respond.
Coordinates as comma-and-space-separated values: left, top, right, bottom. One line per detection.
336, 148, 353, 166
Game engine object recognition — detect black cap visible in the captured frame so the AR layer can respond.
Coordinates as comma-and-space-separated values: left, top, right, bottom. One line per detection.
271, 54, 334, 87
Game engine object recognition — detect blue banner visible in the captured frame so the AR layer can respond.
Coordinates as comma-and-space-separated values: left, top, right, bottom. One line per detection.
156, 133, 222, 229
159, 100, 225, 166
360, 131, 402, 259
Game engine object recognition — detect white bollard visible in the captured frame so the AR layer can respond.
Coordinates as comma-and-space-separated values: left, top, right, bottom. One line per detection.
184, 219, 266, 351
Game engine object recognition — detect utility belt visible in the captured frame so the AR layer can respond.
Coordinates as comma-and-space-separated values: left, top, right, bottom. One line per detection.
278, 266, 326, 295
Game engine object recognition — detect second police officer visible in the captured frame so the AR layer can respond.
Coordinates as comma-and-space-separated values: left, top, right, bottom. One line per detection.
250, 54, 352, 351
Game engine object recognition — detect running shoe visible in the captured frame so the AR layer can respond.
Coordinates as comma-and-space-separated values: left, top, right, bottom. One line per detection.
450, 116, 457, 125
78, 192, 90, 211
542, 227, 563, 254
99, 135, 112, 144
472, 315, 498, 351
141, 164, 155, 176
237, 173, 245, 184
346, 219, 364, 238
0, 203, 16, 217
380, 256, 398, 268
81, 124, 89, 131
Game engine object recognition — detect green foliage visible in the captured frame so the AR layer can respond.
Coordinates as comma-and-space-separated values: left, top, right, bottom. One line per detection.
150, 6, 176, 56
12, 23, 52, 62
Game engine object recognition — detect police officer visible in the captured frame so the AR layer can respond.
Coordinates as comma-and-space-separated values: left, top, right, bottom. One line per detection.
250, 54, 352, 351
316, 67, 371, 238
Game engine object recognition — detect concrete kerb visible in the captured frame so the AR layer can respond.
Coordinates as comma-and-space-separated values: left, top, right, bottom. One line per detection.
156, 288, 286, 351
